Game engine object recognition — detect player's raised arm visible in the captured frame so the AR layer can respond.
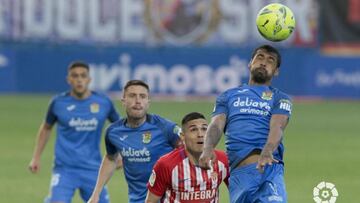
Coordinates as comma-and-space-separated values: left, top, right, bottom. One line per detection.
88, 153, 118, 203
256, 114, 289, 173
28, 122, 53, 173
199, 113, 226, 169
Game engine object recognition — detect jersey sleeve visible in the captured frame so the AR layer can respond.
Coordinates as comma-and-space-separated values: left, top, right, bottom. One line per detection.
165, 121, 181, 148
147, 159, 169, 197
107, 99, 120, 123
271, 92, 292, 117
105, 126, 118, 156
45, 97, 57, 125
212, 91, 229, 117
153, 115, 181, 148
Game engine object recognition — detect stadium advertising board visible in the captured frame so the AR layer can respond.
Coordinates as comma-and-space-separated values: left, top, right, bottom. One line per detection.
0, 50, 15, 91
1, 45, 359, 98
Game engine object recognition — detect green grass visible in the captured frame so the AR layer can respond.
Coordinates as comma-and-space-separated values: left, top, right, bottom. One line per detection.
0, 95, 359, 202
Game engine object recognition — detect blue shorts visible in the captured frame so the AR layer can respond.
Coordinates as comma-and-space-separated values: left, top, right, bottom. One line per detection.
229, 163, 287, 203
45, 167, 109, 203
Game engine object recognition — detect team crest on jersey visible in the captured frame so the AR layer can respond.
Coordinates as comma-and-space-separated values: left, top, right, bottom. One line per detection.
90, 103, 99, 113
210, 171, 218, 182
261, 91, 273, 100
149, 170, 156, 187
142, 132, 152, 144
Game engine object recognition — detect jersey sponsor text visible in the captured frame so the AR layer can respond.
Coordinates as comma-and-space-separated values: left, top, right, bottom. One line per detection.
179, 189, 217, 201
233, 97, 271, 116
121, 147, 151, 162
68, 117, 98, 131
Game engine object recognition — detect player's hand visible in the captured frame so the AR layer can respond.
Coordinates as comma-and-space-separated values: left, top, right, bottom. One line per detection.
256, 149, 278, 173
28, 158, 40, 173
198, 148, 215, 169
115, 155, 123, 170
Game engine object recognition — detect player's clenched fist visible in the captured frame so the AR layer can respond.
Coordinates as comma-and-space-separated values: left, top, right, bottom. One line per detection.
198, 148, 215, 169
28, 158, 40, 173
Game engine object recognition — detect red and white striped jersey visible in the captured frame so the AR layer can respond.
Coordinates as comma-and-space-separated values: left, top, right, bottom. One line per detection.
147, 147, 229, 203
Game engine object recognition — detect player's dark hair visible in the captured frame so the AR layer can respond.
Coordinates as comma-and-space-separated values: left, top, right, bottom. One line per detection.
251, 45, 281, 68
181, 112, 206, 126
68, 61, 89, 71
123, 80, 150, 92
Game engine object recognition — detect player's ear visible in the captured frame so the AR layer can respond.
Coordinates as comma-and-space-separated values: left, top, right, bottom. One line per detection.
180, 131, 185, 141
120, 95, 126, 106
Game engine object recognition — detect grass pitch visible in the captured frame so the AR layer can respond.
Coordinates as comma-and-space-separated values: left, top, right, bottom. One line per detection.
0, 95, 359, 202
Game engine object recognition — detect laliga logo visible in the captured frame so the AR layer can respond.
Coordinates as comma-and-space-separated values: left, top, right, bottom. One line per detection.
144, 0, 221, 45
313, 181, 338, 203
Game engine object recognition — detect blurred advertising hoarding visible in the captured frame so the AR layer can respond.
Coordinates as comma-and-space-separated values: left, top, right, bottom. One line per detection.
0, 50, 15, 91
0, 0, 317, 46
0, 45, 359, 99
0, 0, 359, 98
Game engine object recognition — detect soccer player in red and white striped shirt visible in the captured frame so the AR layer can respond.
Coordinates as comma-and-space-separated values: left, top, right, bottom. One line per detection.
146, 112, 229, 203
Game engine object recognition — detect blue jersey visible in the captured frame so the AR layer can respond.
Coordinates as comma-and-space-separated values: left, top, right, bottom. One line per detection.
45, 91, 119, 170
105, 114, 181, 203
212, 84, 292, 170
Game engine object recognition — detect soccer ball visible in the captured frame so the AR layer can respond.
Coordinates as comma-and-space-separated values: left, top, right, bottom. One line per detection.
256, 3, 296, 41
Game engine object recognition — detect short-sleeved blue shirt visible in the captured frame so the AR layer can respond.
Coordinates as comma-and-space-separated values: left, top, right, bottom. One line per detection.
212, 84, 292, 170
105, 114, 181, 203
46, 91, 119, 170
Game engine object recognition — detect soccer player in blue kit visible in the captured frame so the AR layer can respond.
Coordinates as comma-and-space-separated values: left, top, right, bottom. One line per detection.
199, 45, 292, 203
88, 80, 182, 203
28, 61, 120, 203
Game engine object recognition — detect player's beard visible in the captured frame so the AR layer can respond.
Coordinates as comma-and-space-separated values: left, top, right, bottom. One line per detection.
72, 86, 89, 98
251, 67, 272, 84
126, 108, 147, 127
128, 109, 146, 120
